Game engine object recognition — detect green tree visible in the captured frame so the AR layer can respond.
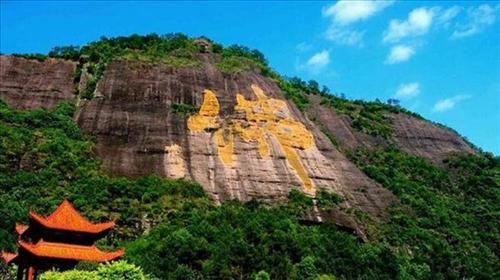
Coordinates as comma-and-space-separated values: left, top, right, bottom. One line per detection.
97, 261, 149, 280
40, 270, 98, 280
291, 256, 319, 280
315, 275, 336, 280
307, 80, 320, 94
48, 46, 80, 60
255, 270, 270, 280
40, 261, 150, 280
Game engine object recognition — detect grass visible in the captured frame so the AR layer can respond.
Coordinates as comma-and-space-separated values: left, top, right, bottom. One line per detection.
216, 56, 262, 74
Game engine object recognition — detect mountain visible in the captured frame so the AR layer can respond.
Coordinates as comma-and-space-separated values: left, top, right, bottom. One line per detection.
0, 34, 498, 279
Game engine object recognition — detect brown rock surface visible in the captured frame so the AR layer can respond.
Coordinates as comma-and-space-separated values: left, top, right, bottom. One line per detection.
307, 95, 381, 151
74, 56, 395, 229
0, 55, 76, 109
389, 113, 475, 162
307, 95, 474, 163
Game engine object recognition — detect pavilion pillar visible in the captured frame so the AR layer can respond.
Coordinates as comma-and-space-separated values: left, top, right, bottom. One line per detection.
27, 266, 35, 280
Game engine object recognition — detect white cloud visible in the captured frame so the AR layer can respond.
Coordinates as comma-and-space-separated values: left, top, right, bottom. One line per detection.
325, 27, 365, 46
451, 4, 500, 39
386, 45, 416, 64
383, 7, 435, 43
296, 42, 313, 52
437, 6, 462, 27
322, 0, 394, 25
395, 82, 420, 99
322, 1, 393, 46
432, 95, 471, 112
306, 50, 330, 70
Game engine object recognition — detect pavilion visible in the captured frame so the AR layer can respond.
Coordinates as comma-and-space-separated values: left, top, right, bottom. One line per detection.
1, 199, 124, 280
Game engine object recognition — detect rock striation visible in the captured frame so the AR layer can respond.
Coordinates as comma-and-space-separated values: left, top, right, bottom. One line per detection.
73, 57, 393, 223
0, 56, 76, 110
307, 95, 474, 164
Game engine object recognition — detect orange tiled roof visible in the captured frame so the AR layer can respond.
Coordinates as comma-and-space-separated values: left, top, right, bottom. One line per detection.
0, 251, 18, 264
29, 199, 115, 234
19, 240, 124, 262
16, 223, 28, 235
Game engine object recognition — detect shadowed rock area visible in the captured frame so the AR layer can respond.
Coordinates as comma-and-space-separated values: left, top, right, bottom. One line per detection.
307, 95, 475, 164
389, 113, 475, 162
0, 56, 76, 110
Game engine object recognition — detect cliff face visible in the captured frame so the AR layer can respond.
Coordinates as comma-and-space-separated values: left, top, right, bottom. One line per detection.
74, 56, 393, 225
0, 54, 475, 233
307, 95, 474, 164
389, 113, 475, 162
0, 56, 76, 110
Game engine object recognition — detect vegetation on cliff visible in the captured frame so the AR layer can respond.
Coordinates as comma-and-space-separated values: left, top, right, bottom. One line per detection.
171, 103, 199, 115
126, 192, 399, 280
350, 148, 500, 279
215, 44, 268, 74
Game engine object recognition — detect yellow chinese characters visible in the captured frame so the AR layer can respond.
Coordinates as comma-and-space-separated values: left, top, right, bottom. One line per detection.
187, 85, 315, 192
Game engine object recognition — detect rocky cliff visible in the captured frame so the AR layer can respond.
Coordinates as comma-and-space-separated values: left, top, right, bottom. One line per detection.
307, 95, 475, 164
73, 56, 396, 234
0, 53, 475, 234
0, 56, 76, 110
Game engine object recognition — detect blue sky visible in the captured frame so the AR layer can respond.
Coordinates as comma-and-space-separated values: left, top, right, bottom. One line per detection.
1, 1, 499, 154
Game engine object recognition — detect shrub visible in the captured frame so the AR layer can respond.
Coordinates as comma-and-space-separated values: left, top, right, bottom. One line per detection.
40, 270, 98, 280
255, 270, 270, 280
316, 190, 343, 210
291, 256, 319, 280
222, 45, 267, 65
275, 77, 310, 111
321, 95, 394, 138
97, 261, 149, 280
48, 46, 81, 60
11, 53, 47, 62
216, 56, 259, 73
171, 103, 198, 115
81, 78, 97, 100
315, 275, 337, 280
40, 261, 150, 280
